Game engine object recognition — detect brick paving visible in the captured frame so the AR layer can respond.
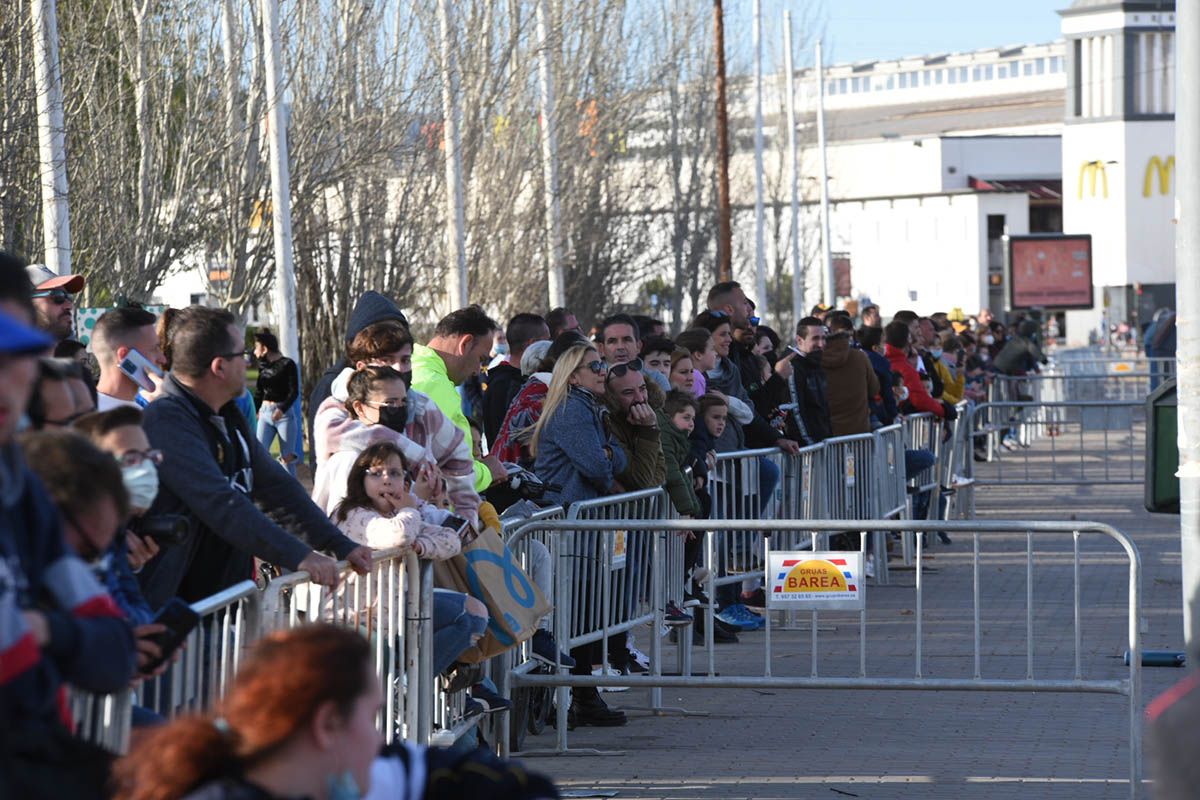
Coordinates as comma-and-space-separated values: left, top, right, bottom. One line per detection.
518, 431, 1181, 799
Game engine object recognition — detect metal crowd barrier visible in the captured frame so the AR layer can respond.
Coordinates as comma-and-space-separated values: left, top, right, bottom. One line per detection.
68, 688, 133, 755
502, 517, 1144, 799
138, 579, 261, 720
260, 548, 433, 745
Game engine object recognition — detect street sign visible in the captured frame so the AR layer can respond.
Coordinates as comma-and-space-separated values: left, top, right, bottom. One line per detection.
766, 551, 865, 611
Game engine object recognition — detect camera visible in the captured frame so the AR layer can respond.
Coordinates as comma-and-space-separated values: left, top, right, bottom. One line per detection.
505, 463, 560, 502
131, 514, 190, 546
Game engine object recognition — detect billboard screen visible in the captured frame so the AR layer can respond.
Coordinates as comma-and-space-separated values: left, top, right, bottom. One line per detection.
1008, 235, 1094, 310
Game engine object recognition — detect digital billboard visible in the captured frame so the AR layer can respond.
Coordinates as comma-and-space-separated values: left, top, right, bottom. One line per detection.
1008, 235, 1094, 310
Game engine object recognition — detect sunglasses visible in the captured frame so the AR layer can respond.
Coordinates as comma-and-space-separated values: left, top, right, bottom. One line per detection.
32, 288, 72, 305
606, 357, 643, 379
582, 359, 608, 375
707, 309, 730, 319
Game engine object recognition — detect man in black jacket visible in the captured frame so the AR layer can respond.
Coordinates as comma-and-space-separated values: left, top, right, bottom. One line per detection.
482, 313, 548, 445
140, 307, 370, 608
786, 316, 833, 445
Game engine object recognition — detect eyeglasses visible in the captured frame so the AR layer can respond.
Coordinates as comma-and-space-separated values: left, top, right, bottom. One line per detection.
365, 400, 406, 408
365, 467, 406, 480
32, 288, 72, 305
218, 350, 252, 361
606, 357, 643, 379
117, 449, 164, 468
581, 359, 608, 375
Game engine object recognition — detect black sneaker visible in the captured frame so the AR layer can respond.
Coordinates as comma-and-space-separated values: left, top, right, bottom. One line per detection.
664, 601, 692, 623
468, 682, 512, 715
683, 587, 712, 608
740, 588, 766, 608
530, 629, 576, 668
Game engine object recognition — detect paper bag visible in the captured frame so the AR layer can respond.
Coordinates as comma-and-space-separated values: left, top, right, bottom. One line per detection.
433, 526, 551, 663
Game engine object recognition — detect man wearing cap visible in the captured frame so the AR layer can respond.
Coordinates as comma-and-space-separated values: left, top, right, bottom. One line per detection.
0, 305, 136, 797
25, 264, 84, 342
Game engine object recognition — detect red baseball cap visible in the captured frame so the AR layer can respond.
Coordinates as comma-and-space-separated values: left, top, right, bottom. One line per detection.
25, 263, 84, 294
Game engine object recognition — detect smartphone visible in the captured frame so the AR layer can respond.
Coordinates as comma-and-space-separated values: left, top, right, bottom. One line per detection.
141, 598, 200, 674
441, 514, 472, 536
118, 348, 164, 393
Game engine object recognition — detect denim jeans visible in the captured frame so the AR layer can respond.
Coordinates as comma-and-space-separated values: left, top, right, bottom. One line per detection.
433, 589, 488, 674
256, 401, 300, 475
905, 448, 936, 520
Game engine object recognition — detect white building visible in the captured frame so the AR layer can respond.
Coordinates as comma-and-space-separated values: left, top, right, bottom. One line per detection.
684, 0, 1174, 342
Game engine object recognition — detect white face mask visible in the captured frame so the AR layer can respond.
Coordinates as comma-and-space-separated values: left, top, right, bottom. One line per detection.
122, 461, 160, 513
982, 335, 995, 346
897, 386, 910, 402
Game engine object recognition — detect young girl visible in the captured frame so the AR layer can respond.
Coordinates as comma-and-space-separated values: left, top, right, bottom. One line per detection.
332, 443, 497, 708
332, 442, 462, 558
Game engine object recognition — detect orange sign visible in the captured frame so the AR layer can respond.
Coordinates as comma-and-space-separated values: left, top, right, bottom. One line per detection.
1008, 235, 1093, 310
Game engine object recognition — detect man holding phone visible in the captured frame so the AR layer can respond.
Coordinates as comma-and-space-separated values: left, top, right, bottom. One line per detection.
92, 306, 167, 410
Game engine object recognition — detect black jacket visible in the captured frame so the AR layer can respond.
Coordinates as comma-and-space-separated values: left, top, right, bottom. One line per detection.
140, 376, 358, 608
483, 362, 523, 445
253, 354, 298, 408
786, 352, 832, 445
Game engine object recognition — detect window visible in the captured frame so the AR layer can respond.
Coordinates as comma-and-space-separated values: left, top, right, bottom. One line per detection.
827, 80, 837, 95
189, 293, 206, 306
997, 64, 1007, 79
935, 69, 943, 84
838, 77, 847, 93
973, 66, 982, 81
948, 68, 958, 84
959, 67, 968, 82
923, 70, 932, 86
886, 75, 894, 90
1024, 60, 1034, 76
899, 73, 907, 88
1036, 57, 1046, 74
850, 76, 860, 92
985, 64, 994, 80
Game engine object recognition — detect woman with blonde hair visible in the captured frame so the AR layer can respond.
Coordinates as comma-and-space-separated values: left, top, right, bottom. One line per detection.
529, 344, 628, 728
529, 344, 626, 508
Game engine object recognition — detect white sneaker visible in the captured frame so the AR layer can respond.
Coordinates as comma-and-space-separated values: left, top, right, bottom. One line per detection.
591, 666, 629, 692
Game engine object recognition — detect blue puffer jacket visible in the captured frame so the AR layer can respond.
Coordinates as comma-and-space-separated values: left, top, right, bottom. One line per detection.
533, 386, 627, 508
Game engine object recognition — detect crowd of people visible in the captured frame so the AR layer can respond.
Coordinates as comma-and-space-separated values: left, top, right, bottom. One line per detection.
0, 246, 1057, 798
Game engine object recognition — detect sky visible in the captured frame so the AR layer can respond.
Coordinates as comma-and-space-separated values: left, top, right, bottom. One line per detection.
733, 0, 1065, 67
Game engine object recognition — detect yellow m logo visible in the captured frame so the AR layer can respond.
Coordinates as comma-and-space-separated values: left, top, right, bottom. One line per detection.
1143, 156, 1174, 197
1077, 161, 1109, 199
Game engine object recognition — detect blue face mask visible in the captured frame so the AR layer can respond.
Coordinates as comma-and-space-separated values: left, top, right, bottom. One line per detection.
493, 343, 509, 356
930, 348, 943, 359
327, 771, 361, 800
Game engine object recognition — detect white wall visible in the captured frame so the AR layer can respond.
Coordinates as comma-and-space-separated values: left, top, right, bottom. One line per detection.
941, 136, 1063, 189
828, 190, 1028, 316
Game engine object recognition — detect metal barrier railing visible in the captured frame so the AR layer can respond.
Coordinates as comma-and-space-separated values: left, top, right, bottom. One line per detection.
68, 687, 134, 755
260, 548, 432, 745
138, 579, 261, 721
502, 517, 1143, 799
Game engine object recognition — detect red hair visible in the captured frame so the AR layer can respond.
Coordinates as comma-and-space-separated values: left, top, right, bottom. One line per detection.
113, 625, 371, 800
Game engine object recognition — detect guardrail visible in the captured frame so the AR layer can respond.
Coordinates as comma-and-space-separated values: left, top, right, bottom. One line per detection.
502, 517, 1143, 799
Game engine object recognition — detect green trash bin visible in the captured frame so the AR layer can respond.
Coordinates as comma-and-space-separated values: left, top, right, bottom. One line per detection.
1145, 378, 1180, 514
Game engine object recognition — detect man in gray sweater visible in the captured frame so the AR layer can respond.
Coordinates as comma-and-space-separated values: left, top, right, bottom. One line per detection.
138, 307, 370, 608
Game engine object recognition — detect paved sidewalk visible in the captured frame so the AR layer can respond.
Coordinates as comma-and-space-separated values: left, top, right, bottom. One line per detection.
519, 433, 1181, 799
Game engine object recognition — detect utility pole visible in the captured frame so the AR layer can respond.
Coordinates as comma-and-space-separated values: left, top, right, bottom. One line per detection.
713, 0, 732, 284
536, 0, 566, 309
259, 0, 299, 360
1175, 0, 1200, 667
30, 0, 71, 275
815, 39, 834, 306
783, 11, 802, 327
437, 0, 468, 311
752, 0, 767, 319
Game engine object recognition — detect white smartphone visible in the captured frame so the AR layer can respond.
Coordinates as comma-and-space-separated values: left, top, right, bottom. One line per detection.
118, 348, 164, 392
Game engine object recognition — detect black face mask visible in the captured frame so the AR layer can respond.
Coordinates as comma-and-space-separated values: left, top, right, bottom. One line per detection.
400, 371, 413, 390
377, 404, 408, 432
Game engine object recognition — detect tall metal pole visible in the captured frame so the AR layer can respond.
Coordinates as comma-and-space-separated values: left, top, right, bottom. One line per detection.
536, 0, 566, 309
815, 40, 834, 307
783, 12, 802, 327
713, 0, 732, 284
437, 0, 468, 311
259, 0, 299, 360
30, 0, 71, 275
752, 0, 768, 318
1175, 2, 1200, 666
